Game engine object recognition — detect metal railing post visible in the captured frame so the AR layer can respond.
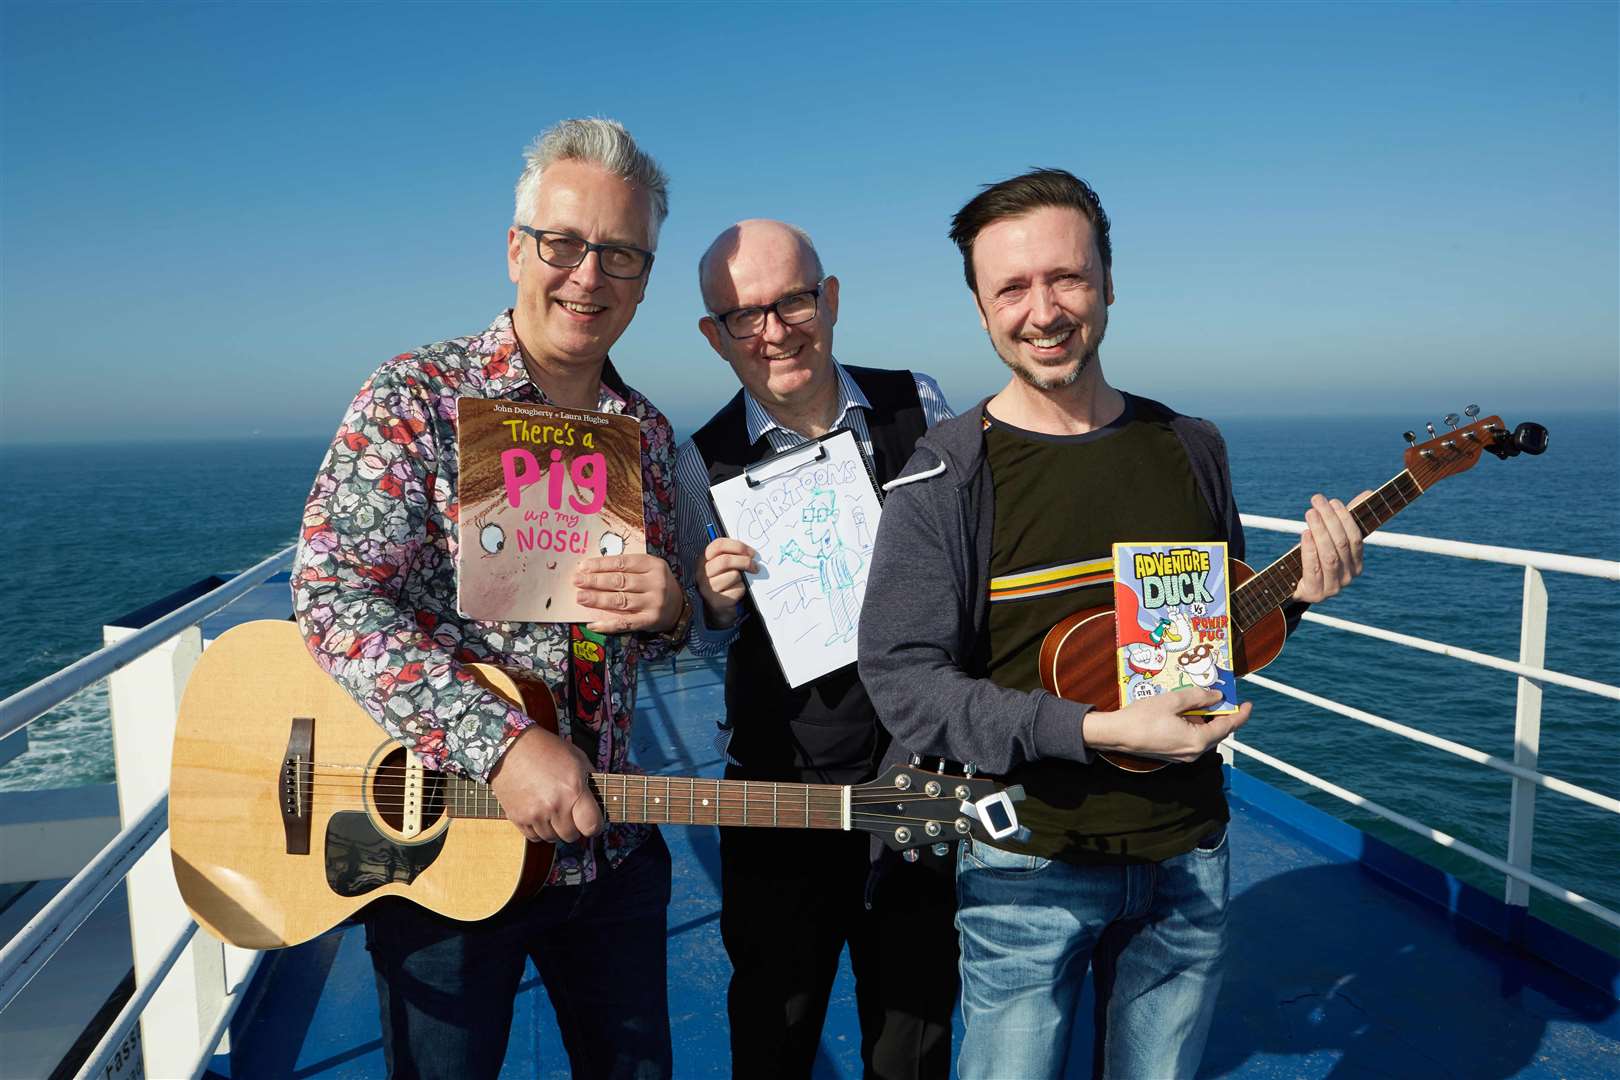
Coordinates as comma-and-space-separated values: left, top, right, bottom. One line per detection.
1505, 566, 1547, 914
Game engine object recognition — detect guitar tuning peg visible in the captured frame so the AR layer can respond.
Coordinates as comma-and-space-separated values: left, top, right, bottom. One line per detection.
1426, 422, 1437, 438
901, 848, 919, 863
963, 762, 977, 778
1465, 404, 1480, 419
909, 753, 922, 767
932, 842, 951, 858
1403, 431, 1417, 446
1444, 413, 1459, 429
935, 757, 947, 774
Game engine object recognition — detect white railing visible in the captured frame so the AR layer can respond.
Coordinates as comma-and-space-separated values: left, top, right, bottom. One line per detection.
0, 544, 295, 1080
1230, 517, 1620, 930
0, 546, 298, 744
2, 524, 1617, 1077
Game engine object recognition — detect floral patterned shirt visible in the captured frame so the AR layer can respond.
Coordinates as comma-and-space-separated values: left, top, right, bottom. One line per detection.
292, 310, 685, 885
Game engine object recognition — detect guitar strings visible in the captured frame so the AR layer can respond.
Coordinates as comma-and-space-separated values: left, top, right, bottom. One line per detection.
277, 771, 976, 827
289, 763, 980, 805
251, 787, 966, 831
288, 786, 959, 809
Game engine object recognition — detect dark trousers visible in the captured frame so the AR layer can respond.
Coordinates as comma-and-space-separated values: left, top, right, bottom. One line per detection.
719, 822, 959, 1079
363, 830, 673, 1080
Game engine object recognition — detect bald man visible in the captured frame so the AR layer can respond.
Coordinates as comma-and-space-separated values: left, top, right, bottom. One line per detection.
672, 221, 957, 1079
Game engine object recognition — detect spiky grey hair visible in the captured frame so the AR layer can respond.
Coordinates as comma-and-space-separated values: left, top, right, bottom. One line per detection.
513, 118, 670, 247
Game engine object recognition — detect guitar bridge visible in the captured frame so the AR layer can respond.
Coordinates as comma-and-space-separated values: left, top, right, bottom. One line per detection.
280, 717, 314, 855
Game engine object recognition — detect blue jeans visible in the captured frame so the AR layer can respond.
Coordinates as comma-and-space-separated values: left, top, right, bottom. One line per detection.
363, 830, 673, 1080
954, 825, 1229, 1080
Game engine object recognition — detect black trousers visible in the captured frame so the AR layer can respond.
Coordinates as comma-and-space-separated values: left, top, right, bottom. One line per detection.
363, 832, 673, 1080
719, 820, 959, 1079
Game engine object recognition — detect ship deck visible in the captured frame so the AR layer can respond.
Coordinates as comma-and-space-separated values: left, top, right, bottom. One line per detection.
206, 651, 1620, 1080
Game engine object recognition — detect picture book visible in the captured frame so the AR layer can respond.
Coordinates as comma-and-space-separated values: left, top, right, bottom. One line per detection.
1112, 541, 1239, 714
456, 397, 645, 623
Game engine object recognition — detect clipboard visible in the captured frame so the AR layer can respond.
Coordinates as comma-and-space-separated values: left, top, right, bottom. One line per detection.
708, 429, 884, 687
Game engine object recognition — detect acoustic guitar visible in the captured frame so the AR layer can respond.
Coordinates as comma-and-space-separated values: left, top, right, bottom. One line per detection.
1038, 409, 1547, 773
170, 620, 1015, 950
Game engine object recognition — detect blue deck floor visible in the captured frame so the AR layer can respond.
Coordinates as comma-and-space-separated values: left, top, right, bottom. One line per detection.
216, 654, 1620, 1079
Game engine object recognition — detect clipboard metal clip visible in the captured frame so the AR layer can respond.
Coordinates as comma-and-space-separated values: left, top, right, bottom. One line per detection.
743, 439, 827, 487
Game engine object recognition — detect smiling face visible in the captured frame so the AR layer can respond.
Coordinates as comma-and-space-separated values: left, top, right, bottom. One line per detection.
507, 158, 654, 379
969, 205, 1113, 392
1178, 643, 1218, 687
698, 220, 840, 418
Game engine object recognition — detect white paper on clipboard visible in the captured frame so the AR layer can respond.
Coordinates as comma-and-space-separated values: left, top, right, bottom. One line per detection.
708, 429, 883, 687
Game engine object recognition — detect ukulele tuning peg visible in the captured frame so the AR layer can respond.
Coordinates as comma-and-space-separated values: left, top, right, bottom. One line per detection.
1426, 422, 1438, 438
1465, 404, 1480, 419
1444, 414, 1460, 429
1403, 431, 1417, 446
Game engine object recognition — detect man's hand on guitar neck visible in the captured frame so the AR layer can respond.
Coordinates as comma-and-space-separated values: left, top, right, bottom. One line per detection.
1293, 492, 1371, 604
488, 727, 605, 843
1082, 688, 1252, 764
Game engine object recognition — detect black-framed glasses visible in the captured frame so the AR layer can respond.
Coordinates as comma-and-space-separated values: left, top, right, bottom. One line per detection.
517, 226, 654, 280
708, 281, 826, 339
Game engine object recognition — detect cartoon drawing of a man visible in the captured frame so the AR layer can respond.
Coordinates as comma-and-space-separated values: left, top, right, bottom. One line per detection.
779, 488, 865, 645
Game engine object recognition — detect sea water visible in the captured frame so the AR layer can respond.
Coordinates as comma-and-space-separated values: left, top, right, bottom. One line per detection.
1, 411, 1615, 948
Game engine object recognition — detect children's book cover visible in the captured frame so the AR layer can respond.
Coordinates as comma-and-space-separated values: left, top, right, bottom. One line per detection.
1112, 541, 1238, 714
456, 397, 644, 622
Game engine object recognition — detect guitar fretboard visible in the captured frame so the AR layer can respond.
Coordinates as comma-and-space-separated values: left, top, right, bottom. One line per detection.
444, 774, 847, 830
1233, 455, 1450, 632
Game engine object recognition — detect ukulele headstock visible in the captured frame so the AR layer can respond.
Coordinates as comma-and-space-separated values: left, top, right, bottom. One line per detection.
1401, 406, 1547, 490
850, 760, 1024, 858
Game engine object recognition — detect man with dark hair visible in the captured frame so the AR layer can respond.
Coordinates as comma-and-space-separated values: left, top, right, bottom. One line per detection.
674, 219, 958, 1079
293, 118, 690, 1079
859, 169, 1366, 1079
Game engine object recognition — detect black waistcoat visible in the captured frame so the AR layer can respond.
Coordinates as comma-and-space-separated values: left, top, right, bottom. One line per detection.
690, 367, 927, 784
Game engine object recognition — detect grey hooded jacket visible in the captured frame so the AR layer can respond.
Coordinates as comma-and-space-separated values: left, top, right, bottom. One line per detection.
858, 393, 1257, 780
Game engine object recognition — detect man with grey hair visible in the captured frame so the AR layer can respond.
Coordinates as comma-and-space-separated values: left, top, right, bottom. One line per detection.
293, 117, 690, 1078
674, 219, 958, 1078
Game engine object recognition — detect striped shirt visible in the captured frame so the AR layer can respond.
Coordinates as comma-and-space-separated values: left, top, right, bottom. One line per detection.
674, 362, 954, 655
988, 556, 1114, 603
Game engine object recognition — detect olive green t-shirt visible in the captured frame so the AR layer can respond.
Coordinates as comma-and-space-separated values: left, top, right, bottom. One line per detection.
984, 404, 1228, 863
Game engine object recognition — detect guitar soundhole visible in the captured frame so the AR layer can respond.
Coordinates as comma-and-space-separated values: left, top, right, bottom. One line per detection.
370, 748, 447, 835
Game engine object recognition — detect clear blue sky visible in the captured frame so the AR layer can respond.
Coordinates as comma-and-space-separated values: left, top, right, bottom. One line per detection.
2, 1, 1615, 444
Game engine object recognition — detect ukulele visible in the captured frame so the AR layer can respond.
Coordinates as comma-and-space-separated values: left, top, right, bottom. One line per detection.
170, 620, 1017, 950
1037, 409, 1547, 773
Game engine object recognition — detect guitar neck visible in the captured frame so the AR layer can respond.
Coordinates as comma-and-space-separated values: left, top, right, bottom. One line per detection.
1234, 468, 1423, 632
444, 773, 848, 830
